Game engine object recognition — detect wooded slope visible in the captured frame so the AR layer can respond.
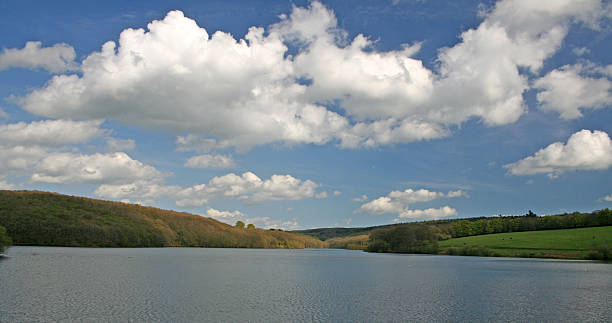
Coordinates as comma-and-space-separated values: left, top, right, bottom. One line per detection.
0, 190, 325, 249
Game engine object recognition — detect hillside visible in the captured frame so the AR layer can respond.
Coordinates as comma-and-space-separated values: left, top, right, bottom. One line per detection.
294, 226, 386, 241
0, 190, 325, 249
438, 226, 612, 259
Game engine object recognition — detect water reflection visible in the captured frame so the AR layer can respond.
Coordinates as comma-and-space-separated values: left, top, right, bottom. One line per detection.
0, 247, 610, 322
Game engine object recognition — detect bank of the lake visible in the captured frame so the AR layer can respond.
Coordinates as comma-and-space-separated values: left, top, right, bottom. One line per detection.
0, 225, 11, 254
1, 247, 610, 322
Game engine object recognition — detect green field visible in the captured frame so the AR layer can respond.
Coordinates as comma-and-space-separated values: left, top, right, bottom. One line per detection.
438, 226, 612, 259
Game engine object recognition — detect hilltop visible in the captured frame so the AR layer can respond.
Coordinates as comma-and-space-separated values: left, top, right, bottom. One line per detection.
0, 190, 325, 249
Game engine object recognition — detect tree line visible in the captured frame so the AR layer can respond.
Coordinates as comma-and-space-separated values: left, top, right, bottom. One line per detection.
366, 209, 612, 253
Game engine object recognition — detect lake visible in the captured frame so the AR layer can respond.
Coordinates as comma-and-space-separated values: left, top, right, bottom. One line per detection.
0, 247, 610, 322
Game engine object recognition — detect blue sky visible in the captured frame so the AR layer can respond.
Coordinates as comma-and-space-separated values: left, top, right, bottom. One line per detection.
0, 0, 611, 229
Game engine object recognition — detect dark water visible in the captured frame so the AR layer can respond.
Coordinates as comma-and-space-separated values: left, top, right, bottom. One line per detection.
0, 247, 610, 322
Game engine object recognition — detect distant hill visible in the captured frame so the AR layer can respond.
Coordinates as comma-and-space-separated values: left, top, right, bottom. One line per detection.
0, 190, 325, 249
293, 226, 388, 241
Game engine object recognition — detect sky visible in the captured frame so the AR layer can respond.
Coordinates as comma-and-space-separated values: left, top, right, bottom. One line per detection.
0, 0, 611, 230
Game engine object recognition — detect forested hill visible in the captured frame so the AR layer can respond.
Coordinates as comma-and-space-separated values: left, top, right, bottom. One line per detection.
0, 190, 325, 249
293, 225, 389, 241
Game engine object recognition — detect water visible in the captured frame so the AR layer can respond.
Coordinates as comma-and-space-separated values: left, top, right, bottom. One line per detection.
0, 247, 610, 322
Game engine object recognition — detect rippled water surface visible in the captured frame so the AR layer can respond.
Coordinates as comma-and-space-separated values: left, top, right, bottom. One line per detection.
1, 247, 610, 322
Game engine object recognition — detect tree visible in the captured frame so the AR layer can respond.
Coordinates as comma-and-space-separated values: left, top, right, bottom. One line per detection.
235, 221, 245, 228
247, 224, 255, 229
0, 225, 11, 254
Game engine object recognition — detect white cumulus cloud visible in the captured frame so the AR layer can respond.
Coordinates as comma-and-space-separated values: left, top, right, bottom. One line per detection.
356, 188, 464, 220
504, 130, 612, 178
601, 194, 612, 202
205, 207, 300, 230
206, 208, 247, 220
16, 1, 612, 150
0, 119, 107, 147
394, 206, 458, 222
0, 41, 78, 73
534, 64, 612, 119
185, 154, 235, 169
0, 146, 47, 173
95, 171, 322, 207
32, 152, 164, 184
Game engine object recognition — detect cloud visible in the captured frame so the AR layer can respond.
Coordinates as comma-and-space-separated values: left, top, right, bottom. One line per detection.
206, 208, 247, 220
20, 10, 348, 151
504, 130, 612, 178
205, 207, 300, 230
106, 138, 135, 152
338, 119, 449, 148
0, 119, 117, 182
357, 188, 464, 217
31, 152, 164, 184
394, 206, 457, 222
428, 0, 611, 126
0, 41, 78, 73
0, 146, 47, 174
0, 119, 107, 147
185, 154, 235, 169
315, 191, 328, 199
0, 107, 8, 119
534, 64, 612, 119
353, 195, 368, 202
233, 173, 320, 203
175, 135, 222, 153
333, 190, 342, 196
17, 2, 612, 150
572, 47, 590, 56
446, 190, 466, 198
601, 194, 612, 202
94, 179, 181, 200
358, 196, 403, 215
119, 198, 156, 206
0, 179, 17, 190
95, 171, 322, 207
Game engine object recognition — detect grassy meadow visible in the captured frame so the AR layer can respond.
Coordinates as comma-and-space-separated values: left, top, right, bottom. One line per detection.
438, 226, 612, 259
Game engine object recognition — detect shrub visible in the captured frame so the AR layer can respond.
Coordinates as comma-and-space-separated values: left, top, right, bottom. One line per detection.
587, 242, 611, 260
